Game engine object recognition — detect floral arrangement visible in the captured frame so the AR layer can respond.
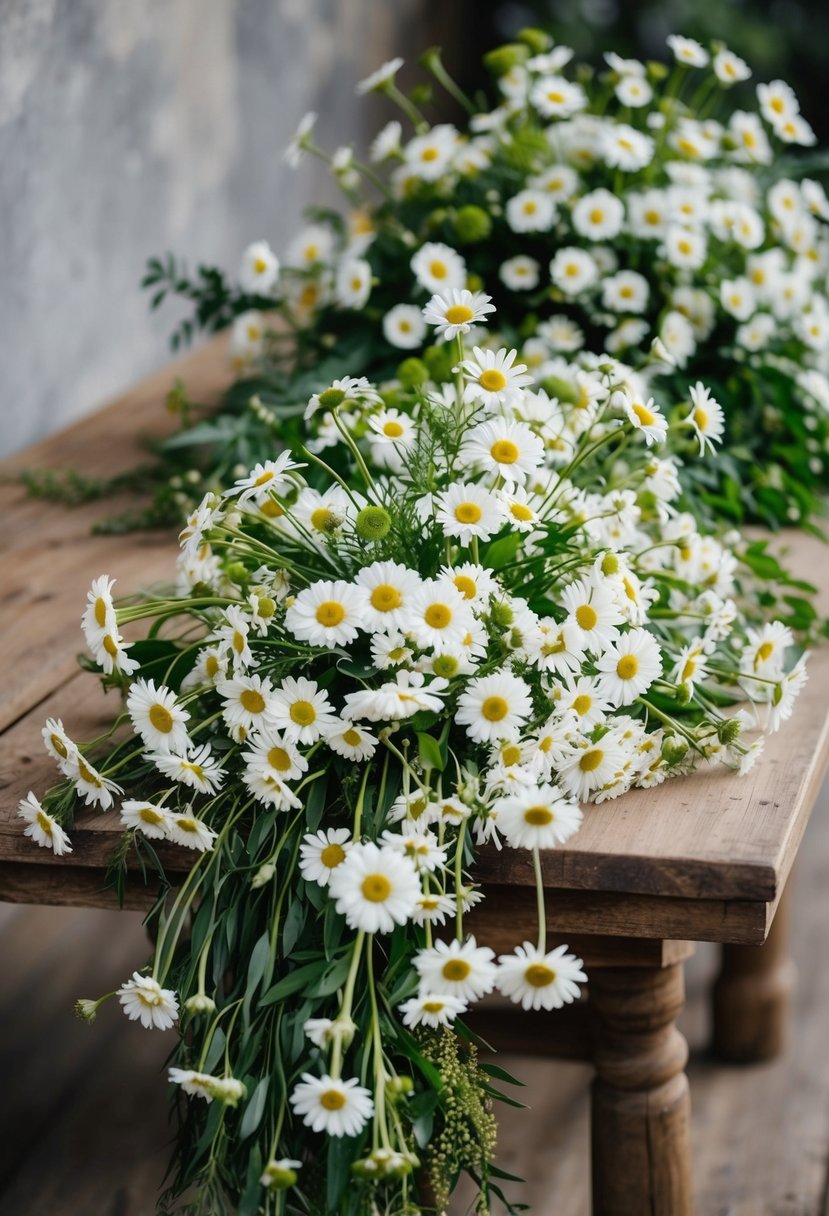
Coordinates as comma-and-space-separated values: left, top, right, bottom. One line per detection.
70, 27, 825, 538
20, 284, 810, 1213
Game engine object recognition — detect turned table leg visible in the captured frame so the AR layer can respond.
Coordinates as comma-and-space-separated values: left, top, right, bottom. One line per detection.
712, 883, 795, 1063
590, 961, 693, 1216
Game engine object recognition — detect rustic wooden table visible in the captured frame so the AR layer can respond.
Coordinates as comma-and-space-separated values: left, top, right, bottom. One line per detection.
1, 338, 827, 1216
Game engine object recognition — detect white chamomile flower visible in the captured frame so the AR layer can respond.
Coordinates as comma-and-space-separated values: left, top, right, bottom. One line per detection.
403, 123, 459, 181
42, 717, 79, 775
120, 800, 174, 840
422, 288, 496, 341
370, 119, 403, 163
550, 247, 598, 296
380, 828, 447, 873
757, 79, 800, 126
356, 560, 421, 632
414, 936, 497, 1003
367, 409, 417, 460
284, 110, 317, 168
335, 258, 372, 309
530, 74, 587, 119
602, 270, 649, 314
440, 562, 497, 605
572, 189, 625, 241
687, 382, 725, 454
663, 225, 707, 270
356, 56, 404, 95
404, 580, 474, 651
328, 841, 421, 933
497, 942, 586, 1010
344, 670, 448, 722
615, 73, 652, 107
558, 734, 627, 801
624, 395, 668, 446
147, 743, 225, 794
741, 621, 793, 678
435, 482, 502, 543
714, 48, 751, 84
399, 992, 467, 1029
462, 414, 545, 486
126, 679, 190, 754
506, 189, 556, 233
231, 311, 265, 363
460, 347, 535, 410
82, 573, 116, 644
290, 1074, 373, 1138
285, 579, 367, 647
667, 35, 709, 68
239, 240, 280, 295
499, 255, 541, 291
382, 303, 427, 349
497, 485, 542, 532
117, 972, 179, 1030
218, 673, 276, 735
168, 1068, 222, 1102
299, 828, 352, 887
213, 605, 254, 672
601, 124, 654, 171
720, 277, 756, 321
167, 811, 218, 853
455, 671, 534, 744
224, 453, 303, 506
327, 721, 378, 761
494, 785, 583, 849
18, 792, 72, 856
596, 629, 664, 705
74, 754, 122, 810
287, 224, 334, 269
270, 676, 337, 744
560, 578, 624, 652
412, 891, 456, 925
411, 241, 466, 294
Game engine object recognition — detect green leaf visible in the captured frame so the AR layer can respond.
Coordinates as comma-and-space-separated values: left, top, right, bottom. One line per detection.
239, 1076, 269, 1141
282, 898, 307, 956
416, 731, 445, 772
260, 959, 327, 1007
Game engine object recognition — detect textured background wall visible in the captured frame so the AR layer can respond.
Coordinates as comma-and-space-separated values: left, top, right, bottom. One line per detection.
0, 0, 457, 457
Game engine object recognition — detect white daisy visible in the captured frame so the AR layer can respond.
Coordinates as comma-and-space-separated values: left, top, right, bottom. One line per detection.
440, 563, 498, 605
411, 241, 466, 294
414, 936, 497, 1003
356, 560, 421, 633
404, 580, 474, 651
147, 743, 225, 794
497, 942, 586, 1010
602, 270, 649, 314
505, 189, 556, 233
382, 303, 427, 349
412, 891, 456, 925
284, 110, 317, 168
435, 482, 502, 543
356, 56, 404, 95
167, 811, 218, 853
714, 48, 751, 84
218, 673, 276, 735
461, 415, 543, 483
328, 842, 421, 934
269, 676, 337, 744
18, 792, 72, 856
557, 734, 627, 801
343, 670, 448, 722
327, 720, 378, 761
290, 1074, 374, 1138
335, 258, 372, 309
530, 74, 587, 118
422, 288, 495, 341
168, 1068, 222, 1102
117, 971, 179, 1030
127, 679, 190, 754
455, 671, 534, 744
560, 578, 624, 653
285, 579, 367, 647
370, 119, 403, 163
667, 35, 709, 68
287, 224, 334, 268
120, 800, 174, 840
403, 123, 459, 181
596, 629, 664, 706
572, 189, 625, 241
550, 247, 598, 295
687, 382, 725, 455
239, 240, 280, 295
399, 992, 467, 1029
299, 828, 353, 887
494, 785, 583, 850
663, 225, 707, 270
499, 255, 541, 291
623, 395, 668, 446
41, 717, 79, 775
74, 754, 122, 809
380, 829, 447, 873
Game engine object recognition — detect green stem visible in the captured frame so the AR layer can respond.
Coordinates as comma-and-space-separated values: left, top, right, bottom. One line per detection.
533, 847, 547, 954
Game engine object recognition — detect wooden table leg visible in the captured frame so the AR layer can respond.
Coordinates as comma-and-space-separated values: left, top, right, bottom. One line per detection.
711, 882, 795, 1063
590, 960, 693, 1215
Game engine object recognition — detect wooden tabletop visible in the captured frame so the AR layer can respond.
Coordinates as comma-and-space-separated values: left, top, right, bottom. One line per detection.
2, 339, 828, 946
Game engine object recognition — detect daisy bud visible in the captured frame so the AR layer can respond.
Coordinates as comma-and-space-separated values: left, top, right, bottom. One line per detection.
355, 505, 392, 542
675, 682, 693, 706
661, 737, 688, 765
454, 205, 492, 244
225, 561, 249, 587
260, 1159, 301, 1191
718, 718, 742, 745
647, 59, 670, 80
483, 43, 529, 76
209, 1076, 246, 1106
387, 1074, 414, 1100
516, 26, 552, 52
185, 994, 217, 1015
541, 375, 579, 405
252, 861, 276, 889
318, 387, 347, 409
397, 357, 429, 389
423, 345, 455, 383
490, 602, 514, 629
75, 998, 101, 1023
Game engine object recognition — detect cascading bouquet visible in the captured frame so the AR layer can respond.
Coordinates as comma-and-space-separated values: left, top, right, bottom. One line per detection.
20, 291, 810, 1214
64, 26, 824, 536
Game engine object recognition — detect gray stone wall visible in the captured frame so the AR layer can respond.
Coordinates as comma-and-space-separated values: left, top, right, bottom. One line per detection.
0, 0, 453, 457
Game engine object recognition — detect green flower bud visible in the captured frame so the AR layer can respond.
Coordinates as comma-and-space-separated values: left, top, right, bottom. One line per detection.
661, 736, 688, 765
318, 387, 346, 409
490, 602, 514, 629
252, 861, 276, 888
225, 561, 249, 587
718, 717, 742, 744
397, 357, 429, 389
260, 1160, 300, 1191
255, 595, 276, 619
355, 505, 392, 542
387, 1074, 414, 1098
423, 344, 455, 383
517, 27, 552, 53
647, 59, 670, 81
541, 375, 579, 405
185, 993, 217, 1015
675, 682, 693, 706
454, 204, 492, 244
483, 43, 530, 76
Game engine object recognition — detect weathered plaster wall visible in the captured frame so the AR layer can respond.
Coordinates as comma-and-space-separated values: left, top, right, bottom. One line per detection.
0, 0, 443, 456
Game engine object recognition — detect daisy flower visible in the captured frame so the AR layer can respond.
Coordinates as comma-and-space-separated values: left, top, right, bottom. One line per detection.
328, 841, 421, 933
41, 717, 79, 775
530, 74, 587, 119
382, 303, 427, 349
335, 258, 372, 310
505, 189, 556, 233
231, 311, 264, 364
623, 395, 668, 446
243, 768, 302, 811
572, 189, 625, 240
440, 562, 497, 605
687, 382, 725, 454
147, 743, 225, 794
127, 679, 190, 754
327, 721, 378, 761
120, 800, 174, 840
714, 49, 751, 85
218, 673, 276, 735
757, 79, 800, 126
239, 240, 280, 295
168, 1068, 221, 1102
212, 606, 254, 672
410, 241, 466, 294
367, 409, 417, 460
356, 56, 404, 95
493, 785, 583, 850
663, 226, 707, 270
741, 621, 793, 678
260, 1159, 302, 1192
370, 119, 402, 163
270, 676, 337, 744
596, 629, 664, 706
499, 255, 541, 291
380, 829, 447, 873
404, 580, 474, 651
81, 574, 116, 646
422, 288, 496, 343
461, 416, 544, 486
435, 482, 502, 543
167, 811, 218, 853
460, 347, 535, 410
287, 224, 334, 269
414, 936, 497, 1004
285, 579, 367, 647
283, 110, 317, 168
18, 792, 72, 856
344, 670, 448, 721
299, 828, 352, 887
399, 992, 467, 1029
615, 74, 652, 107
560, 578, 624, 653
455, 671, 534, 744
403, 124, 459, 181
412, 891, 456, 926
290, 1074, 374, 1138
74, 754, 122, 809
117, 972, 179, 1030
550, 247, 598, 296
497, 942, 587, 1010
356, 560, 421, 632
667, 35, 709, 68
602, 270, 649, 315
224, 452, 303, 506
557, 734, 628, 802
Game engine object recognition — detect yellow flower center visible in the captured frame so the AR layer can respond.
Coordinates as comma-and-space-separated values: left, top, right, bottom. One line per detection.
267, 746, 292, 772
310, 507, 338, 533
290, 700, 317, 726
422, 1000, 446, 1014
254, 470, 275, 486
481, 696, 509, 722
205, 655, 220, 679
139, 807, 165, 826
547, 90, 565, 104
525, 963, 556, 987
770, 96, 785, 114
50, 734, 68, 759
429, 259, 448, 279
421, 146, 439, 162
589, 208, 605, 224
681, 658, 697, 682
693, 407, 708, 431
261, 499, 283, 519
572, 694, 592, 716
175, 817, 199, 834
617, 655, 639, 680
442, 958, 472, 981
320, 1089, 347, 1111
321, 843, 347, 868
575, 604, 598, 631
316, 601, 346, 627
579, 748, 604, 773
383, 420, 404, 438
253, 257, 268, 274
94, 596, 109, 627
149, 704, 174, 734
756, 641, 775, 665
77, 759, 102, 786
490, 438, 519, 464
342, 729, 362, 747
525, 806, 554, 826
240, 689, 266, 714
233, 631, 246, 654
454, 575, 477, 599
433, 655, 459, 678
445, 304, 474, 325
424, 604, 452, 629
523, 200, 538, 214
510, 502, 533, 522
102, 635, 119, 658
361, 874, 392, 902
371, 584, 402, 612
304, 244, 318, 262
479, 369, 508, 393
500, 744, 520, 766
37, 810, 54, 837
644, 209, 660, 226
455, 502, 482, 524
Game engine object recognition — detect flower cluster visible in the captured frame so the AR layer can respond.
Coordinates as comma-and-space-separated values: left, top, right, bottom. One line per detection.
23, 288, 808, 1213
